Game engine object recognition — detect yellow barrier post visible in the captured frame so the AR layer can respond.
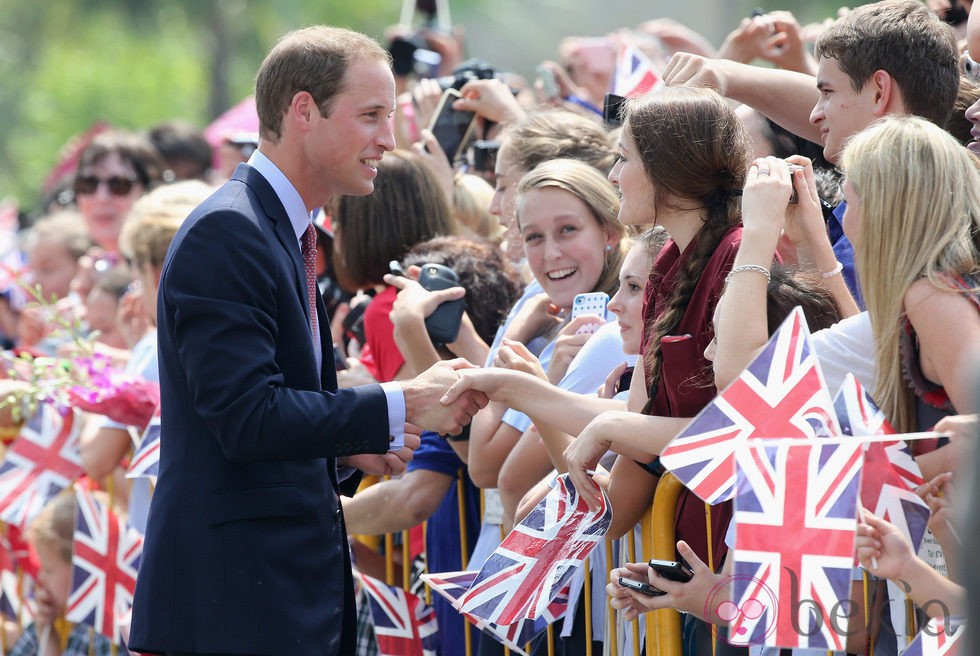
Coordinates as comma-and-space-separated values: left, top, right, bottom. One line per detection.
604, 537, 618, 656
457, 474, 473, 656
645, 473, 684, 656
583, 562, 593, 656
625, 529, 640, 656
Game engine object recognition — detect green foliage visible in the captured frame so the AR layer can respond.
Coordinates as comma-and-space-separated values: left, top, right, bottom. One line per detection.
7, 11, 209, 210
0, 0, 837, 216
0, 0, 422, 216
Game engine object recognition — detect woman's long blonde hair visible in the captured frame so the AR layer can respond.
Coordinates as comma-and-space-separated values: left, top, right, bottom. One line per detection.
843, 116, 980, 431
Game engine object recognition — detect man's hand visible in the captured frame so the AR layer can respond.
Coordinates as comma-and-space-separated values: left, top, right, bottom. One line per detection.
341, 427, 421, 477
403, 359, 488, 436
456, 78, 527, 129
662, 52, 733, 95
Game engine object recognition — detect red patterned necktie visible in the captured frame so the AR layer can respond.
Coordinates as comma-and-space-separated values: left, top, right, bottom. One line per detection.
301, 223, 319, 341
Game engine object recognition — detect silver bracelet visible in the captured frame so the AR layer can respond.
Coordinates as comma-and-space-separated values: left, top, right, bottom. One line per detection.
725, 264, 771, 287
821, 260, 844, 279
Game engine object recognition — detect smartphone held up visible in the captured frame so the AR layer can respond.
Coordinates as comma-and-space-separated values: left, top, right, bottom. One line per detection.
427, 88, 477, 165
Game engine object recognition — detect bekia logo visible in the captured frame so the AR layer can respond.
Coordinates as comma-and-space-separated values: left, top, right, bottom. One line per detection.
705, 574, 778, 646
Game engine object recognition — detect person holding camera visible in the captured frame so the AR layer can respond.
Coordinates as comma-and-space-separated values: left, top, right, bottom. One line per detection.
345, 235, 522, 656
331, 149, 458, 385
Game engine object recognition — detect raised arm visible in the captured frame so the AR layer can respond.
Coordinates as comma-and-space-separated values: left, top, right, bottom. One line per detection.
663, 53, 820, 144
443, 366, 626, 438
712, 157, 788, 390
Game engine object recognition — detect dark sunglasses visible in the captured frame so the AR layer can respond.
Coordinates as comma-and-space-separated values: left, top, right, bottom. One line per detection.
72, 174, 140, 197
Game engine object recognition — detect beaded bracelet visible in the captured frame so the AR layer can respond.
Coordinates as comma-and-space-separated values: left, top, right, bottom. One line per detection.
821, 260, 844, 279
724, 264, 771, 286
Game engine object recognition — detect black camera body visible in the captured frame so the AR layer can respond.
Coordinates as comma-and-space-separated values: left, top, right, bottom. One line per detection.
418, 263, 465, 344
469, 140, 500, 173
437, 59, 498, 91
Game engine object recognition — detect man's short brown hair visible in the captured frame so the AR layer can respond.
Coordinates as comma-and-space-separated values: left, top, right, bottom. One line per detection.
815, 0, 959, 128
254, 26, 390, 142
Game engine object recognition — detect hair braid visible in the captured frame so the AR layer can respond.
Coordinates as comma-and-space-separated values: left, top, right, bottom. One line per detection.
641, 204, 736, 415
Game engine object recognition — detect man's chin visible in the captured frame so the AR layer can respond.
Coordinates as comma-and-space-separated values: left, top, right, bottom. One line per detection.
823, 143, 842, 167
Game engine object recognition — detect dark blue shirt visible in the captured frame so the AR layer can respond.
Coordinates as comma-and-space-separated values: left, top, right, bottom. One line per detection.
407, 431, 481, 656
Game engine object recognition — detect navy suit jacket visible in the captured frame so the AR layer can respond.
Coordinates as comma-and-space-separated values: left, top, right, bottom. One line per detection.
130, 165, 391, 655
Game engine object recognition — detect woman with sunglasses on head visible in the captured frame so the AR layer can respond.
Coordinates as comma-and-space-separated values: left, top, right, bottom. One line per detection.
72, 130, 166, 255
19, 132, 165, 353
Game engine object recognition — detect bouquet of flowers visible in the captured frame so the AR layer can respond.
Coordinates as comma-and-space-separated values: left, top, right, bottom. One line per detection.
0, 270, 158, 429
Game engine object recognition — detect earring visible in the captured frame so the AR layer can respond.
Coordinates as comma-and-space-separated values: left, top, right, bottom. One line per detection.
605, 244, 613, 252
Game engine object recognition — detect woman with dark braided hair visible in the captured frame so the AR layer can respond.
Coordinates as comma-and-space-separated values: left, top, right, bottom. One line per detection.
606, 86, 750, 654
442, 86, 756, 654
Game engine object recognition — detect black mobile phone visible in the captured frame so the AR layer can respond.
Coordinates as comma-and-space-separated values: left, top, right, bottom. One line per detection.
618, 576, 663, 597
648, 558, 694, 583
428, 88, 477, 164
417, 262, 465, 344
603, 93, 627, 127
616, 366, 634, 395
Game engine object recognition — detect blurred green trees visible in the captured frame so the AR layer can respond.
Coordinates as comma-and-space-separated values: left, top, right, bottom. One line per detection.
0, 0, 413, 215
0, 0, 855, 215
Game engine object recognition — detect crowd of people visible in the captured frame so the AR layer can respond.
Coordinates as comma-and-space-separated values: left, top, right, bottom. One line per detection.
0, 0, 977, 655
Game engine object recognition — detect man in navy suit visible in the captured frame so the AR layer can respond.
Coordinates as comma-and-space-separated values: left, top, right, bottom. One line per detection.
129, 26, 485, 656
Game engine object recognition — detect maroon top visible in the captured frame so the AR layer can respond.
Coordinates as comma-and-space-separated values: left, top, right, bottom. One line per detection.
641, 226, 741, 569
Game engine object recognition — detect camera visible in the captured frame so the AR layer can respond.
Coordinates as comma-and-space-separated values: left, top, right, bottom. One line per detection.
437, 58, 498, 92
428, 89, 477, 164
468, 140, 500, 173
787, 163, 804, 204
603, 93, 627, 127
389, 33, 443, 78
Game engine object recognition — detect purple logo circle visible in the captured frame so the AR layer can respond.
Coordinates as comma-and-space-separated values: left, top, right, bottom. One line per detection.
704, 574, 778, 646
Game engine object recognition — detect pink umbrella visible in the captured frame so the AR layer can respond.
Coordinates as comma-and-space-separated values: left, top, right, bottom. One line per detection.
204, 96, 259, 171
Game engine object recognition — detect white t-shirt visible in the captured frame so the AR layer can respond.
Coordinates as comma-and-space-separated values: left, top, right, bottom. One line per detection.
502, 320, 626, 432
811, 311, 875, 393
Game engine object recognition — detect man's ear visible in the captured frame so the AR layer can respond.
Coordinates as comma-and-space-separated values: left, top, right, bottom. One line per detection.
288, 91, 318, 131
869, 69, 897, 116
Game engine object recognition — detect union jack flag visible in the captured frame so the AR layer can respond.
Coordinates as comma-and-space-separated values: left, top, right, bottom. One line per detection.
357, 572, 437, 656
0, 403, 83, 527
903, 617, 965, 655
833, 374, 929, 552
611, 35, 662, 98
6, 524, 37, 579
457, 474, 609, 625
731, 440, 862, 651
126, 406, 160, 481
660, 306, 840, 505
66, 487, 142, 644
0, 530, 35, 623
422, 570, 559, 655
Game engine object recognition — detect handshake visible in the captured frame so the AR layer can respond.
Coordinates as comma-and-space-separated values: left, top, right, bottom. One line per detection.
403, 358, 489, 438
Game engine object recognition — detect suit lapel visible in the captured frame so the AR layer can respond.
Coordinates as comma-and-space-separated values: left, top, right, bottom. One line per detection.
234, 166, 314, 332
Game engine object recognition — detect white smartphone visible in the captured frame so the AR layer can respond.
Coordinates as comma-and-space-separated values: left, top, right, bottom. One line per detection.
570, 291, 609, 335
536, 64, 560, 100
